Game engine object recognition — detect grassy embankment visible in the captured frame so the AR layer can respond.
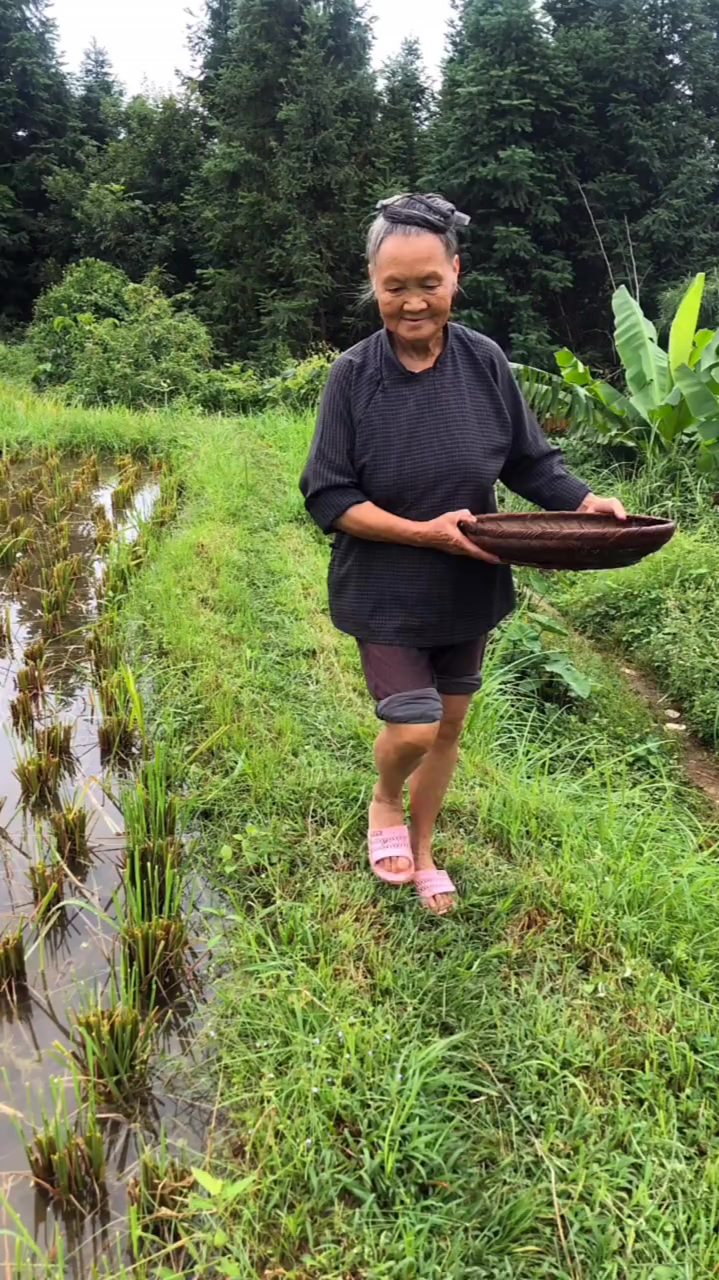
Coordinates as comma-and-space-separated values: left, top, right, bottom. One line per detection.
534, 440, 719, 752
4, 383, 719, 1276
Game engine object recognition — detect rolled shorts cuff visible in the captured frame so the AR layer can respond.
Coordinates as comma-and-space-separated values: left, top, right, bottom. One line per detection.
437, 672, 484, 696
376, 688, 444, 724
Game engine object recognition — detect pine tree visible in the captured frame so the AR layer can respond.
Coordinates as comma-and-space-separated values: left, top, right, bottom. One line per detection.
191, 0, 308, 355
189, 0, 236, 94
266, 0, 380, 352
193, 0, 380, 358
43, 90, 205, 288
76, 39, 123, 146
430, 0, 574, 363
0, 0, 74, 322
545, 0, 719, 361
376, 37, 433, 194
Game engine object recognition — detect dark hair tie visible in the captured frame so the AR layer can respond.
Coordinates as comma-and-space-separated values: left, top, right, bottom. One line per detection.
376, 192, 471, 233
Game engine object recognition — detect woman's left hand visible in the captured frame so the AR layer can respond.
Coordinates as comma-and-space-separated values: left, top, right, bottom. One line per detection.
577, 493, 627, 521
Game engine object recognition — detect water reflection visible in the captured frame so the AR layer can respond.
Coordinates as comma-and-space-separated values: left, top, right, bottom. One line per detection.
0, 456, 209, 1273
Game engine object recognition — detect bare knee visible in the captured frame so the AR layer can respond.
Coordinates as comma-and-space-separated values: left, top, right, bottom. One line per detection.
378, 720, 440, 761
436, 694, 472, 745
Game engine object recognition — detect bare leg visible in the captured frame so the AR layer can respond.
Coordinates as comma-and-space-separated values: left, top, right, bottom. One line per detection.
409, 694, 473, 914
369, 721, 439, 875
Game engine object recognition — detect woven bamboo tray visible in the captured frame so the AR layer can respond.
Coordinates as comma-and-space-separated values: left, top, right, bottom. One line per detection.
458, 512, 676, 570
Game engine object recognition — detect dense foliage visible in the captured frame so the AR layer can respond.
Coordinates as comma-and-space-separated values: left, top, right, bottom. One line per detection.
24, 257, 336, 410
4, 0, 719, 367
516, 273, 719, 474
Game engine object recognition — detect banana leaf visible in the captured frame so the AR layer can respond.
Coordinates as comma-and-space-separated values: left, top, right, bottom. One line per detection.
513, 363, 632, 436
672, 363, 719, 420
612, 286, 670, 419
669, 272, 705, 374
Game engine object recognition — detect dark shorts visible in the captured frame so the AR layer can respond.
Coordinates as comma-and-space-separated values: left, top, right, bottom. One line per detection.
358, 636, 488, 724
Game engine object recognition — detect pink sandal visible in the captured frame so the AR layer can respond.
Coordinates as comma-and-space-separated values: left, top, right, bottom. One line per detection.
414, 868, 457, 909
368, 827, 415, 885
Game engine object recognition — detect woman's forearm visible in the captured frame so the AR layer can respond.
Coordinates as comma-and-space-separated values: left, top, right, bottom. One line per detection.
335, 501, 429, 546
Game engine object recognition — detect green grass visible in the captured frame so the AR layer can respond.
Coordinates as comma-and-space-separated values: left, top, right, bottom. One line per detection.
4, 380, 719, 1274
548, 528, 719, 751
119, 408, 719, 1276
510, 431, 719, 753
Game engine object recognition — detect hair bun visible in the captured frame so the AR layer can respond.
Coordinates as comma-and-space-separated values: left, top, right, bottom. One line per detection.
376, 192, 471, 233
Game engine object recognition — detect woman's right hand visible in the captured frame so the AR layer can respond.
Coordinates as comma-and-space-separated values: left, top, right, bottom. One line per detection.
420, 510, 502, 563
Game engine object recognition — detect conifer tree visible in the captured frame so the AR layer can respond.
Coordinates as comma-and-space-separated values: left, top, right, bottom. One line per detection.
76, 39, 123, 146
0, 0, 74, 322
267, 0, 379, 352
376, 37, 433, 194
430, 0, 573, 362
194, 0, 379, 357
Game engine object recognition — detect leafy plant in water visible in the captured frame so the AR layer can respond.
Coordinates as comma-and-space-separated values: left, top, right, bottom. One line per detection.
0, 517, 31, 566
517, 272, 719, 470
19, 1074, 106, 1212
35, 721, 74, 768
96, 670, 135, 756
23, 638, 45, 666
43, 518, 70, 564
87, 616, 123, 679
112, 457, 143, 515
92, 503, 113, 548
16, 659, 44, 696
10, 690, 35, 736
68, 974, 158, 1106
51, 799, 89, 863
97, 537, 145, 606
0, 604, 12, 651
41, 553, 82, 617
0, 920, 26, 992
127, 1130, 193, 1247
14, 750, 62, 806
123, 742, 179, 850
7, 557, 29, 593
29, 856, 66, 922
120, 843, 189, 993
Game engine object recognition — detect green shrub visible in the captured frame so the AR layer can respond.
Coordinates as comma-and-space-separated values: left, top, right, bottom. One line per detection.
554, 531, 719, 747
30, 262, 213, 409
26, 259, 336, 414
30, 259, 131, 387
66, 287, 213, 409
262, 347, 336, 411
190, 364, 265, 415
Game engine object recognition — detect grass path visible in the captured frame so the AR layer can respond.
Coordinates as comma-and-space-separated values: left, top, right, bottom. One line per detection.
120, 409, 719, 1279
3, 386, 719, 1276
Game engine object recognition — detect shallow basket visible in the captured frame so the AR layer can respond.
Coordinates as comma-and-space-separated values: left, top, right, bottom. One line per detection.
458, 512, 677, 571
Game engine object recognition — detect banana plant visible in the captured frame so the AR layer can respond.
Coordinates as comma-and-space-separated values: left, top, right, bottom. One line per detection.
514, 273, 719, 471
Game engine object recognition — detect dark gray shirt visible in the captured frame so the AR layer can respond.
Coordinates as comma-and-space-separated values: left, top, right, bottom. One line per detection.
300, 323, 590, 646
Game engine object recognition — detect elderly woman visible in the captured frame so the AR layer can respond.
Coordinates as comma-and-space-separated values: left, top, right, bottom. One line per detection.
300, 193, 624, 915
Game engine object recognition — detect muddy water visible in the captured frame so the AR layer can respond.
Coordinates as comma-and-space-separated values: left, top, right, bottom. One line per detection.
0, 459, 209, 1276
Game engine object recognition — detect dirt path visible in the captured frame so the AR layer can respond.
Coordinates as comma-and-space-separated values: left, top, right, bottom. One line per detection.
618, 661, 719, 807
527, 587, 719, 809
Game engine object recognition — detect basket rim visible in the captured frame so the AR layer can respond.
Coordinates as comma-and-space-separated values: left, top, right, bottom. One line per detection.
464, 511, 675, 529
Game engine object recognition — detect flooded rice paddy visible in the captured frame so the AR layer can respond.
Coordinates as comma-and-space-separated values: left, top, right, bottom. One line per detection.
0, 451, 211, 1276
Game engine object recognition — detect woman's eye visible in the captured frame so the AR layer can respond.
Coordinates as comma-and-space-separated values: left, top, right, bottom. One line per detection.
387, 287, 404, 295
423, 283, 440, 291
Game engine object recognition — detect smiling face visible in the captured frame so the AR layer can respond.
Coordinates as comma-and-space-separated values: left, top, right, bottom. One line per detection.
371, 232, 460, 347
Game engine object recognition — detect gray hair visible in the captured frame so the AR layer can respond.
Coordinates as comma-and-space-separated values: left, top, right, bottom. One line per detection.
366, 192, 469, 267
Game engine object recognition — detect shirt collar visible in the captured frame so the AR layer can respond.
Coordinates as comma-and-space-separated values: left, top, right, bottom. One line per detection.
381, 323, 453, 377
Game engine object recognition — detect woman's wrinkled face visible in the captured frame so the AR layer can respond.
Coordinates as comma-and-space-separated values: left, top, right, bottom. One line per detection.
371, 232, 459, 346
